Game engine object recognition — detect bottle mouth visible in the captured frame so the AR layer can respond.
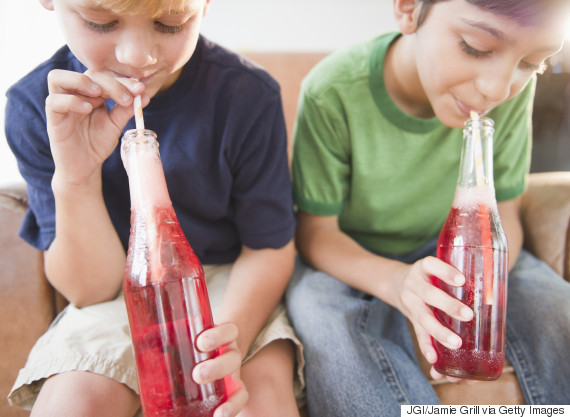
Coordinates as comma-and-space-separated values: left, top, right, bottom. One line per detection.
123, 128, 158, 143
464, 117, 494, 131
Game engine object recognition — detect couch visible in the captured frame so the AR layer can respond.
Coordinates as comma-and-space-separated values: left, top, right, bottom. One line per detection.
1, 52, 569, 416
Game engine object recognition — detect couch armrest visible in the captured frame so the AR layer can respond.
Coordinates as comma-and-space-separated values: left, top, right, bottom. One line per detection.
520, 171, 570, 282
0, 183, 60, 416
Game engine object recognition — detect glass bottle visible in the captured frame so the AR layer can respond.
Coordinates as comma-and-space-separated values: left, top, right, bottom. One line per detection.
431, 117, 508, 380
121, 129, 228, 416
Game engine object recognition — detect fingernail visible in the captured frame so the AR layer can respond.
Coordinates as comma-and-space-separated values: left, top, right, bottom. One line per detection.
90, 83, 100, 93
199, 366, 209, 381
461, 306, 474, 320
199, 335, 213, 351
454, 275, 465, 285
447, 335, 462, 349
121, 93, 131, 104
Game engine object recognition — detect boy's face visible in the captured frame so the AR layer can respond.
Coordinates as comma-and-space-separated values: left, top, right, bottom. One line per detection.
411, 0, 567, 128
43, 0, 209, 98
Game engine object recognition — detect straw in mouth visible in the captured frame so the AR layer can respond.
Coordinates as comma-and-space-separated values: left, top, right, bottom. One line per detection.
133, 95, 145, 130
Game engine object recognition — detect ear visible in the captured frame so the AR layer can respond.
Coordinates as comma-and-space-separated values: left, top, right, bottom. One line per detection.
38, 0, 54, 11
393, 0, 422, 34
203, 0, 211, 16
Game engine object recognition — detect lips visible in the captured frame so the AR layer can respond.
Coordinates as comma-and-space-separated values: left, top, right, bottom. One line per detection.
112, 70, 157, 83
456, 99, 488, 118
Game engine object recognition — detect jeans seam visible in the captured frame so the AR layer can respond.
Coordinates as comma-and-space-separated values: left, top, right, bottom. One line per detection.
506, 325, 544, 404
356, 301, 410, 405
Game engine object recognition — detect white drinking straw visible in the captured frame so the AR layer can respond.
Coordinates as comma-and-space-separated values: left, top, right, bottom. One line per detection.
470, 111, 485, 186
133, 95, 145, 130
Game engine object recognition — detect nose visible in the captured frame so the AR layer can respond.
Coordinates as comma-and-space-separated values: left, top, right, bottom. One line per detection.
475, 65, 514, 104
115, 29, 158, 68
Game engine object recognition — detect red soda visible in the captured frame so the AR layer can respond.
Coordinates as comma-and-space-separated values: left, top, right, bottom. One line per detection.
432, 198, 508, 380
121, 130, 228, 416
431, 116, 508, 381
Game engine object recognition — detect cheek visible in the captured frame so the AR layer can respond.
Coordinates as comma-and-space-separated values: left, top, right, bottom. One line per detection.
61, 21, 112, 70
506, 75, 533, 101
162, 34, 200, 69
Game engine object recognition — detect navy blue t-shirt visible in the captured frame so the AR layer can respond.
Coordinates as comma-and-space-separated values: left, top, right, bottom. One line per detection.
5, 36, 295, 264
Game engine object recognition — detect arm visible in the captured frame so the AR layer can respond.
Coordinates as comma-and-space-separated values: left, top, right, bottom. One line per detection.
217, 240, 296, 358
43, 70, 146, 307
296, 210, 474, 367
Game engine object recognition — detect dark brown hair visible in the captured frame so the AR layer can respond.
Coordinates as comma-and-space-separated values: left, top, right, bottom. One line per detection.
417, 0, 570, 27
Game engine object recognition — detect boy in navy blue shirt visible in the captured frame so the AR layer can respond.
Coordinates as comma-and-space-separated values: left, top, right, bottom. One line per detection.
5, 0, 302, 416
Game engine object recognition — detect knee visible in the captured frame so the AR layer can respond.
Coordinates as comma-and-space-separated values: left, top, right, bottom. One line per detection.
31, 371, 139, 417
240, 341, 299, 417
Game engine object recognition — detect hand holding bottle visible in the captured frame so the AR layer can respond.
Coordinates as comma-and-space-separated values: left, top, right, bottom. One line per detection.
193, 323, 249, 417
45, 69, 147, 187
392, 255, 474, 371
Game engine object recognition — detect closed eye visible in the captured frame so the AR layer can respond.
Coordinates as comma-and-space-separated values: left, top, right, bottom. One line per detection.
520, 61, 548, 73
154, 21, 186, 34
459, 40, 491, 58
84, 19, 117, 33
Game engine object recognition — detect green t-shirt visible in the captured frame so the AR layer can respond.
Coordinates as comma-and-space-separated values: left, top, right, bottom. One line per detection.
292, 32, 533, 255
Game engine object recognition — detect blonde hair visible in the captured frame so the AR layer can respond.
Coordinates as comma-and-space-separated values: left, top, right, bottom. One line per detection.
93, 0, 193, 18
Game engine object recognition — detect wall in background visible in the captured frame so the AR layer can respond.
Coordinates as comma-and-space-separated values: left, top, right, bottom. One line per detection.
0, 0, 395, 185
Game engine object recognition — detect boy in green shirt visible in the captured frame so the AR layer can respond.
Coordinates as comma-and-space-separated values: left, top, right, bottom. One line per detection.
288, 0, 570, 414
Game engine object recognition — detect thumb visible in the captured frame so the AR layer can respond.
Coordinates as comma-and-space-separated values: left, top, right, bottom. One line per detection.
109, 93, 150, 131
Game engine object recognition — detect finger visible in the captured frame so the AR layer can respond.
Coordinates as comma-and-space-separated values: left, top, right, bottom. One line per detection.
83, 71, 139, 107
115, 76, 146, 96
45, 93, 97, 116
214, 378, 248, 417
108, 91, 150, 131
414, 303, 463, 350
197, 323, 239, 353
430, 366, 446, 381
421, 256, 466, 287
413, 322, 438, 364
193, 347, 242, 384
47, 70, 143, 109
47, 69, 102, 98
419, 283, 474, 323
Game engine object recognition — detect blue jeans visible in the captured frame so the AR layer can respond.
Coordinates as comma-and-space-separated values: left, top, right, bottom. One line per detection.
286, 242, 570, 416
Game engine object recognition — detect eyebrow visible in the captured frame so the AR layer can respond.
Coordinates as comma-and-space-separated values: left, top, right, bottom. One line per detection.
461, 17, 562, 54
461, 18, 508, 41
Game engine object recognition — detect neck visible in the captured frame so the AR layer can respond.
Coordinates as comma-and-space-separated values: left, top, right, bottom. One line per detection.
384, 35, 434, 118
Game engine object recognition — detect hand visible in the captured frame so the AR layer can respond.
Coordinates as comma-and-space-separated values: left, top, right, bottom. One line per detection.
45, 69, 148, 188
393, 256, 474, 370
430, 367, 479, 385
193, 322, 249, 417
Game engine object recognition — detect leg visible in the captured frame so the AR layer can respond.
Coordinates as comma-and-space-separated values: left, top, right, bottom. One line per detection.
505, 250, 570, 404
239, 339, 300, 417
286, 259, 438, 417
30, 371, 140, 417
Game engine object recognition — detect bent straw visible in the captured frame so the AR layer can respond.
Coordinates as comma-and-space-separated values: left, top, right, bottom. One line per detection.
133, 95, 145, 130
470, 111, 485, 187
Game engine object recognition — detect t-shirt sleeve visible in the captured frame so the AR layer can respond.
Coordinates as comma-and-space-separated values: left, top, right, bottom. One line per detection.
230, 92, 295, 250
292, 84, 351, 216
5, 82, 56, 250
490, 78, 535, 202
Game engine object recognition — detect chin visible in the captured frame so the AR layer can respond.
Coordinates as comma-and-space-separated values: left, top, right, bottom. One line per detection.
435, 111, 466, 129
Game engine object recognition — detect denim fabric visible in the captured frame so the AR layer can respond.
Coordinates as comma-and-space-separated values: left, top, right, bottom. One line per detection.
505, 251, 570, 404
286, 243, 570, 416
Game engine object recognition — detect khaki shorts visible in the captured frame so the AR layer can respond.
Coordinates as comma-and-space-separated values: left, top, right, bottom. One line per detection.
8, 264, 305, 412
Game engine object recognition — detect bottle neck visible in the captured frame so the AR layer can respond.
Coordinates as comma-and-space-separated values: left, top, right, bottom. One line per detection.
458, 117, 495, 190
121, 129, 172, 211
